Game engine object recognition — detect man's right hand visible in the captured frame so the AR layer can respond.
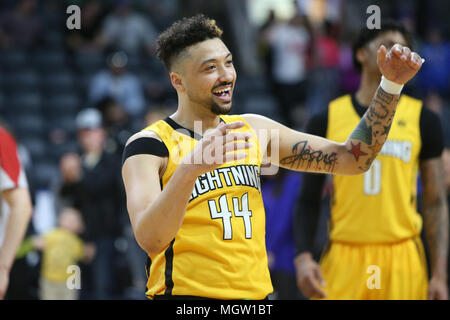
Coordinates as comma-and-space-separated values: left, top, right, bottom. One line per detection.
295, 252, 327, 299
180, 121, 253, 178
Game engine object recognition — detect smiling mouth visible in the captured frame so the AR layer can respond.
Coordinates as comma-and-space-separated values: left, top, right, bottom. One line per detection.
212, 86, 232, 101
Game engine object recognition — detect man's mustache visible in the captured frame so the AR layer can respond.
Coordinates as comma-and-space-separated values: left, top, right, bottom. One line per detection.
212, 82, 233, 90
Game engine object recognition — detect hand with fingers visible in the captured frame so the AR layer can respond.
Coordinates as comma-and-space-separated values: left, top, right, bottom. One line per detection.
427, 276, 449, 300
295, 253, 327, 299
181, 121, 253, 178
377, 43, 424, 85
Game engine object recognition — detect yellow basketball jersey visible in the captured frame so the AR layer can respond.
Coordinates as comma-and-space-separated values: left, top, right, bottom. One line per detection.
142, 115, 273, 299
326, 94, 423, 243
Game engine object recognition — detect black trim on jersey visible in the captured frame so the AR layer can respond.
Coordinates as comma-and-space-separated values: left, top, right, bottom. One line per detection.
164, 117, 202, 140
121, 137, 169, 165
164, 239, 175, 295
163, 117, 226, 141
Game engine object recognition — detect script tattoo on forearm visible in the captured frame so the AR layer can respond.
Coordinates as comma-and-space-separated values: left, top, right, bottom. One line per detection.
349, 86, 399, 171
280, 140, 338, 172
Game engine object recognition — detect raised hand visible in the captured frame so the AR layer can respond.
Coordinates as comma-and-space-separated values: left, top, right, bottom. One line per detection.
377, 44, 423, 85
181, 121, 253, 177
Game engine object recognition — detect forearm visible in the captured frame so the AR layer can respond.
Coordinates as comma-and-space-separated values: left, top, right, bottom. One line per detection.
134, 165, 197, 254
278, 85, 401, 175
423, 197, 449, 278
344, 84, 400, 174
0, 201, 32, 271
420, 158, 449, 279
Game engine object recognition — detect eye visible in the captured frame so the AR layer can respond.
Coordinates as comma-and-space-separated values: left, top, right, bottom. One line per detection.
226, 60, 233, 65
206, 65, 216, 71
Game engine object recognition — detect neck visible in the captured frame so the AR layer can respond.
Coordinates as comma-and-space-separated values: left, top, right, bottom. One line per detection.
355, 70, 382, 107
171, 96, 222, 135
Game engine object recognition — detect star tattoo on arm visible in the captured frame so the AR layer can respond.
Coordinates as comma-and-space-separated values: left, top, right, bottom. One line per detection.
347, 86, 399, 171
348, 141, 368, 161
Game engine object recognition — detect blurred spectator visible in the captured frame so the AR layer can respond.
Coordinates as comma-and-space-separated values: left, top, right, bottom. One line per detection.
32, 207, 95, 300
0, 126, 33, 300
65, 0, 106, 53
261, 14, 312, 127
95, 97, 133, 156
141, 0, 179, 31
89, 51, 146, 119
257, 10, 276, 84
263, 169, 304, 299
101, 0, 157, 56
0, 0, 43, 50
56, 108, 125, 299
307, 20, 341, 115
418, 28, 450, 96
337, 42, 360, 93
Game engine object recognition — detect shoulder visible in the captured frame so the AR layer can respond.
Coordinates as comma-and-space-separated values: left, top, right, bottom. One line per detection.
240, 113, 280, 131
122, 129, 169, 172
125, 129, 163, 147
329, 94, 352, 108
399, 94, 423, 112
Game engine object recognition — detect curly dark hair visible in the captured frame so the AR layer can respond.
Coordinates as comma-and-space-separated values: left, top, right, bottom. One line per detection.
156, 14, 223, 71
352, 20, 412, 73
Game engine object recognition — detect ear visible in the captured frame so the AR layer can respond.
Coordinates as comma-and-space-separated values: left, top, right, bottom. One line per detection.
356, 47, 368, 67
170, 72, 184, 92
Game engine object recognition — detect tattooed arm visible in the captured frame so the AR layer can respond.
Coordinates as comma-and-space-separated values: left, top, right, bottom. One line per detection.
420, 158, 449, 300
244, 44, 423, 175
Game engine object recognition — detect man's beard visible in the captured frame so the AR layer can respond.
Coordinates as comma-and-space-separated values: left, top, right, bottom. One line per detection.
211, 100, 232, 115
187, 89, 233, 115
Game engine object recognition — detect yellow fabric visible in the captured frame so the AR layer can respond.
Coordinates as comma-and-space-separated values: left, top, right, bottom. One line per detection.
142, 115, 273, 300
319, 238, 428, 299
326, 94, 423, 243
41, 228, 84, 283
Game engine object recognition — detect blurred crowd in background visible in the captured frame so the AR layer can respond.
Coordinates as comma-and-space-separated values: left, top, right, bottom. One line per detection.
0, 0, 448, 299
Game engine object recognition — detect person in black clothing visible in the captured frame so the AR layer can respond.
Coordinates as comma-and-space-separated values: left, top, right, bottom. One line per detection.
294, 22, 448, 300
58, 108, 125, 299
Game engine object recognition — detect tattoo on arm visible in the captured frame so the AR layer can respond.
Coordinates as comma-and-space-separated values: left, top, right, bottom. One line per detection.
280, 140, 338, 172
348, 86, 399, 171
280, 87, 400, 174
421, 159, 449, 277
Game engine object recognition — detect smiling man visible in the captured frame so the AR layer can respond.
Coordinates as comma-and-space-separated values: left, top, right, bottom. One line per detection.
121, 14, 424, 300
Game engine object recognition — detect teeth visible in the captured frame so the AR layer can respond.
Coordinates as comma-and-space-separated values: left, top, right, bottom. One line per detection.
213, 87, 231, 94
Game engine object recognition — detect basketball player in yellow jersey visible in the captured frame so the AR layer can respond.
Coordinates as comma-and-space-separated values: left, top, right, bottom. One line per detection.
121, 15, 424, 300
294, 22, 448, 300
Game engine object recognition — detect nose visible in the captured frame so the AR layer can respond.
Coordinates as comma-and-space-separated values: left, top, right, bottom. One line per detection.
219, 64, 235, 83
